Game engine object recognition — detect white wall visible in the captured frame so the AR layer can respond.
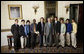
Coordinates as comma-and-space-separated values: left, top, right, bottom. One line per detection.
1, 1, 44, 29
1, 31, 12, 46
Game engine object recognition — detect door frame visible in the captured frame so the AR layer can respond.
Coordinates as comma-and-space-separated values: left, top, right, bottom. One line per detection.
69, 3, 83, 23
44, 1, 58, 22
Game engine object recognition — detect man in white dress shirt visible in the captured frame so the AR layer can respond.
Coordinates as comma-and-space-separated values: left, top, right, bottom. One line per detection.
59, 18, 66, 48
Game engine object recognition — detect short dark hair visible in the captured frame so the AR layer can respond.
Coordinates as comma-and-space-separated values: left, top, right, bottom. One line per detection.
15, 19, 18, 21
26, 20, 30, 23
21, 19, 25, 22
72, 18, 76, 22
55, 16, 58, 19
66, 19, 70, 21
60, 18, 64, 21
33, 19, 36, 22
72, 18, 75, 21
40, 17, 44, 20
66, 19, 70, 23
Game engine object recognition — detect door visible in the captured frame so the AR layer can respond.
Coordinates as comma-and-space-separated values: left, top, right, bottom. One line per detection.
44, 1, 56, 22
70, 4, 83, 42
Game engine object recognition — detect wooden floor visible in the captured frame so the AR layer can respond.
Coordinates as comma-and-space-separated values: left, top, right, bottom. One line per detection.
1, 41, 83, 53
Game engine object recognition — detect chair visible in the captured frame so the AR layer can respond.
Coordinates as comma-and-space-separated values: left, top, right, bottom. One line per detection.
7, 34, 13, 49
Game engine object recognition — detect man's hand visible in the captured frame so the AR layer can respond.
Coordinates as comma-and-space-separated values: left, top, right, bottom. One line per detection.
22, 36, 23, 38
53, 33, 54, 36
57, 33, 59, 35
44, 33, 46, 36
27, 35, 28, 38
63, 34, 65, 36
38, 34, 39, 36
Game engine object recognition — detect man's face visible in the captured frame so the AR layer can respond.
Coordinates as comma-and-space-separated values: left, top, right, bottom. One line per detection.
55, 18, 58, 21
33, 20, 36, 23
27, 22, 30, 25
48, 18, 51, 22
41, 19, 43, 22
72, 20, 74, 23
60, 20, 63, 23
22, 21, 25, 25
66, 20, 69, 23
15, 20, 18, 24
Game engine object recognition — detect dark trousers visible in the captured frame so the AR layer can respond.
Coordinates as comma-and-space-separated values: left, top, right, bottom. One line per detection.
26, 35, 31, 48
31, 33, 37, 48
14, 36, 21, 50
40, 34, 43, 46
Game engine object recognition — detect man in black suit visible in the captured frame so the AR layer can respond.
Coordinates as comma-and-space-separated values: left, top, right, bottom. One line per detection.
19, 19, 26, 49
11, 19, 21, 51
53, 17, 61, 47
37, 17, 45, 47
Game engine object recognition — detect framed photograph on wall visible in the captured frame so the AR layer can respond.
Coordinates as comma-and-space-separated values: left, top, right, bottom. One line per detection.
8, 5, 23, 20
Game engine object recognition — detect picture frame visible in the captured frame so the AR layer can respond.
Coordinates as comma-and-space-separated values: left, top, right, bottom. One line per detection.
8, 5, 23, 20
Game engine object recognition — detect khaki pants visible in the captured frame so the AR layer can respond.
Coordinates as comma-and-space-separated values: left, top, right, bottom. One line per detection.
20, 36, 27, 48
71, 33, 77, 48
43, 35, 46, 46
66, 33, 70, 46
59, 33, 65, 47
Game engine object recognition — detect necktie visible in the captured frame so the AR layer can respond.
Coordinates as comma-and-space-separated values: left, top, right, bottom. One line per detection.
34, 24, 36, 32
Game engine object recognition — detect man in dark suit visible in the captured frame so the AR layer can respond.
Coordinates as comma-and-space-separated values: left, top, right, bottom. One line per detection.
30, 19, 38, 48
19, 19, 26, 49
53, 17, 61, 47
37, 17, 45, 47
11, 19, 21, 51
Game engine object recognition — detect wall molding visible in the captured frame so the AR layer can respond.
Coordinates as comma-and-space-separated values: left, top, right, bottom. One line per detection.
1, 29, 11, 32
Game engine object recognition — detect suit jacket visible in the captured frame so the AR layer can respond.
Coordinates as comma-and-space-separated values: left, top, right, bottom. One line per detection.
44, 22, 54, 36
30, 23, 37, 33
11, 24, 20, 38
37, 22, 45, 34
11, 24, 21, 48
53, 21, 61, 33
19, 25, 26, 37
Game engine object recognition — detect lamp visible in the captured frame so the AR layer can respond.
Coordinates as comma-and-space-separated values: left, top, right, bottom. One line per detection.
65, 5, 70, 14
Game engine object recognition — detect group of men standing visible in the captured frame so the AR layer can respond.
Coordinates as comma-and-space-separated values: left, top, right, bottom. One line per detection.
11, 17, 77, 52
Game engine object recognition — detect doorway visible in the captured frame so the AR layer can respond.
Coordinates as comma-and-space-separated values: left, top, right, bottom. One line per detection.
44, 1, 58, 21
70, 4, 83, 42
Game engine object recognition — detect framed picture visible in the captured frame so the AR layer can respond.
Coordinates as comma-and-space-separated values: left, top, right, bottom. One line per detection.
8, 5, 23, 20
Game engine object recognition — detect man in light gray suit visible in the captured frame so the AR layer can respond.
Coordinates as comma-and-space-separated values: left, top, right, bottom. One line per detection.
44, 18, 54, 47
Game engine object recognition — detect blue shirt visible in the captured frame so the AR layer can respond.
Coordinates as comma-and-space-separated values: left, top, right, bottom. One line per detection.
25, 25, 30, 36
48, 23, 51, 28
65, 23, 72, 33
